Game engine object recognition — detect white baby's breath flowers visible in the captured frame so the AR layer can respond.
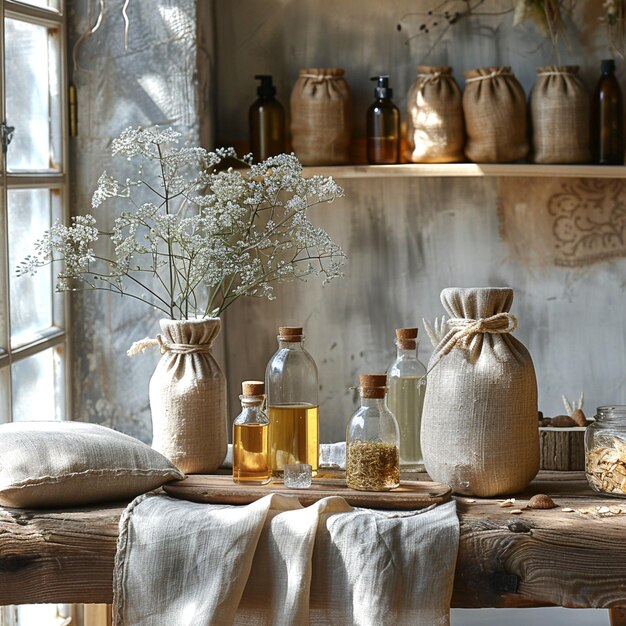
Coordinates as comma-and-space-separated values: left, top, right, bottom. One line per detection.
18, 127, 346, 319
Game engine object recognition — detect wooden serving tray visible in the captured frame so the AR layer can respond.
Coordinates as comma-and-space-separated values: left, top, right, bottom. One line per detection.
163, 474, 452, 510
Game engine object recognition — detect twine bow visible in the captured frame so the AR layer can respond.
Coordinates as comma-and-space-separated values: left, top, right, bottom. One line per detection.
465, 70, 512, 84
437, 312, 518, 358
127, 335, 214, 356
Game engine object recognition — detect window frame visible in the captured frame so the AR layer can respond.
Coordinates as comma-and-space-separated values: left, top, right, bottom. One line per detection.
0, 0, 70, 421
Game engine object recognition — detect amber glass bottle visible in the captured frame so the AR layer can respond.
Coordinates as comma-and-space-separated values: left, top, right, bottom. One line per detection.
591, 59, 625, 165
233, 381, 271, 484
366, 75, 400, 164
249, 75, 286, 162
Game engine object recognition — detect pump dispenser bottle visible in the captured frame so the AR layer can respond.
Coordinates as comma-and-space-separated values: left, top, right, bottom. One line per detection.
249, 75, 286, 162
366, 75, 401, 164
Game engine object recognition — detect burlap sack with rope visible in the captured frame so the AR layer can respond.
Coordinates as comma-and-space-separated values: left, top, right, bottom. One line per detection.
130, 318, 227, 474
290, 68, 352, 165
407, 66, 464, 163
531, 66, 590, 164
421, 288, 539, 497
463, 67, 529, 163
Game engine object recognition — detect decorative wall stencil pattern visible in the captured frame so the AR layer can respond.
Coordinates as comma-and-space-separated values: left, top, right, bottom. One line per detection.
549, 179, 626, 267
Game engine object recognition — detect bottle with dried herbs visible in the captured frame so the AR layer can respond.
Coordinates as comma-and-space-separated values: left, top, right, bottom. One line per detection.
233, 381, 271, 485
387, 328, 427, 469
585, 405, 626, 497
265, 326, 319, 476
346, 374, 400, 491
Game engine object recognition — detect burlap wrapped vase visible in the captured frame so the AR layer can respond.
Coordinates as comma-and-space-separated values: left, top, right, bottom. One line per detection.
421, 288, 539, 497
530, 66, 590, 164
290, 68, 352, 165
463, 67, 529, 163
149, 317, 227, 474
406, 66, 464, 163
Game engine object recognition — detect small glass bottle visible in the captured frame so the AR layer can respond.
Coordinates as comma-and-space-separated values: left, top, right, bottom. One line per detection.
346, 374, 400, 491
387, 328, 427, 470
590, 59, 624, 165
265, 326, 319, 476
249, 74, 286, 162
585, 405, 626, 497
233, 380, 271, 484
366, 75, 400, 164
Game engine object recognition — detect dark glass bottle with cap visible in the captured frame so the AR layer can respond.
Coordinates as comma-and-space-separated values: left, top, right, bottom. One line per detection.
366, 75, 400, 164
591, 59, 625, 165
249, 74, 286, 162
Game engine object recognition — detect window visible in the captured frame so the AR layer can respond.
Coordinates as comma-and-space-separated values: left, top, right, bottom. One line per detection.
0, 0, 69, 424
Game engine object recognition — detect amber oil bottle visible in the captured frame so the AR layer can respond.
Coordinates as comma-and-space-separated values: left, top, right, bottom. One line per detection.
249, 75, 286, 162
265, 326, 319, 476
233, 380, 271, 484
591, 59, 625, 165
366, 75, 400, 164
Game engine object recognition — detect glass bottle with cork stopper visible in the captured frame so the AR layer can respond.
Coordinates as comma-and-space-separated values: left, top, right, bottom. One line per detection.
232, 380, 271, 484
387, 328, 427, 470
346, 374, 400, 491
265, 326, 319, 476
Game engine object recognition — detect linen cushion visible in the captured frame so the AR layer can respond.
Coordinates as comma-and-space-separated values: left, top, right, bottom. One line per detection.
0, 421, 184, 508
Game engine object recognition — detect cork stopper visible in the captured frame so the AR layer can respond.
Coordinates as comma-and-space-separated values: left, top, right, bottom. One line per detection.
396, 327, 418, 350
241, 380, 265, 397
278, 326, 303, 339
359, 374, 387, 399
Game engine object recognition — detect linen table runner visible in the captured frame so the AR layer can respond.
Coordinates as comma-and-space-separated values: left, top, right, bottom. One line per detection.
113, 493, 458, 626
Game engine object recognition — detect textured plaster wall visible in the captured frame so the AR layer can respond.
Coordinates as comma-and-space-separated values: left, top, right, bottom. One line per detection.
68, 0, 204, 440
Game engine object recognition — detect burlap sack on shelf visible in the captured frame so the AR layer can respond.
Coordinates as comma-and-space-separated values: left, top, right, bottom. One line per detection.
463, 67, 529, 163
290, 68, 352, 165
149, 317, 227, 474
406, 66, 464, 163
421, 288, 539, 497
531, 66, 590, 164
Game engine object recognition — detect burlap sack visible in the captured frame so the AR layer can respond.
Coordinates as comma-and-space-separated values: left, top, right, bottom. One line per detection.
421, 288, 539, 497
463, 67, 529, 163
149, 317, 227, 474
290, 68, 352, 165
406, 66, 464, 163
531, 66, 590, 164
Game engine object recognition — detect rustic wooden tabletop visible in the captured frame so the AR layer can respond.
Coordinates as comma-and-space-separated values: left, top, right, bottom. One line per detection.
1, 471, 625, 622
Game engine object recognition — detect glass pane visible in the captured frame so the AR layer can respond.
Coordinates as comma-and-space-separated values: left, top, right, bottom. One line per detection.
14, 0, 60, 10
11, 345, 65, 421
0, 367, 10, 423
8, 189, 58, 348
0, 186, 7, 354
5, 18, 62, 171
16, 605, 69, 626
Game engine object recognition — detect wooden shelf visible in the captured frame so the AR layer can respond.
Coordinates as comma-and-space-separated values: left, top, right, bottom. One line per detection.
303, 163, 626, 179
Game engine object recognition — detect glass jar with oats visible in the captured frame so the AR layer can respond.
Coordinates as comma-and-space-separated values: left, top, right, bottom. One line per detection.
346, 374, 400, 491
585, 406, 626, 497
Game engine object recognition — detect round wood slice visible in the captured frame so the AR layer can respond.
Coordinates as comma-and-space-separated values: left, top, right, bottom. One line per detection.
163, 474, 452, 510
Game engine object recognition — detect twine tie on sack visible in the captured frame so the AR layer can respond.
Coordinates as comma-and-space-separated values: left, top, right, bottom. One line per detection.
417, 71, 443, 82
438, 312, 518, 357
127, 335, 214, 356
465, 70, 512, 83
300, 73, 340, 82
537, 71, 569, 76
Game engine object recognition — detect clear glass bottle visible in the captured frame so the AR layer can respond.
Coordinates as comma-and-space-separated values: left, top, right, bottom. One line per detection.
387, 328, 427, 469
366, 75, 400, 164
233, 380, 271, 484
585, 405, 626, 497
249, 74, 286, 162
591, 59, 624, 165
265, 326, 319, 476
346, 374, 400, 491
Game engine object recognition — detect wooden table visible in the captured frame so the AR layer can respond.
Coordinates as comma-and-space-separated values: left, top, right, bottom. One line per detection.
1, 471, 626, 623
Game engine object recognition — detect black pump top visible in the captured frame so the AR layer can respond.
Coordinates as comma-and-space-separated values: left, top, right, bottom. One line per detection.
371, 75, 393, 99
601, 59, 616, 74
254, 74, 276, 98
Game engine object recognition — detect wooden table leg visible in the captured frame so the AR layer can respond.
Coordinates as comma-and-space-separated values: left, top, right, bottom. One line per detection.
610, 608, 626, 626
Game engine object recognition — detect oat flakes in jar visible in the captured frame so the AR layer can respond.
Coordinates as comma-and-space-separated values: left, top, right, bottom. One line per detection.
585, 406, 626, 496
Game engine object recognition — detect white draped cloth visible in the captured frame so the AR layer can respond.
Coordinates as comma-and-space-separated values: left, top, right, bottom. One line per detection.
113, 491, 459, 626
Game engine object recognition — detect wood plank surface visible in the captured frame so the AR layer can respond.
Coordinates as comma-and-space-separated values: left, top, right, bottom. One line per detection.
163, 474, 452, 510
2, 472, 626, 609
